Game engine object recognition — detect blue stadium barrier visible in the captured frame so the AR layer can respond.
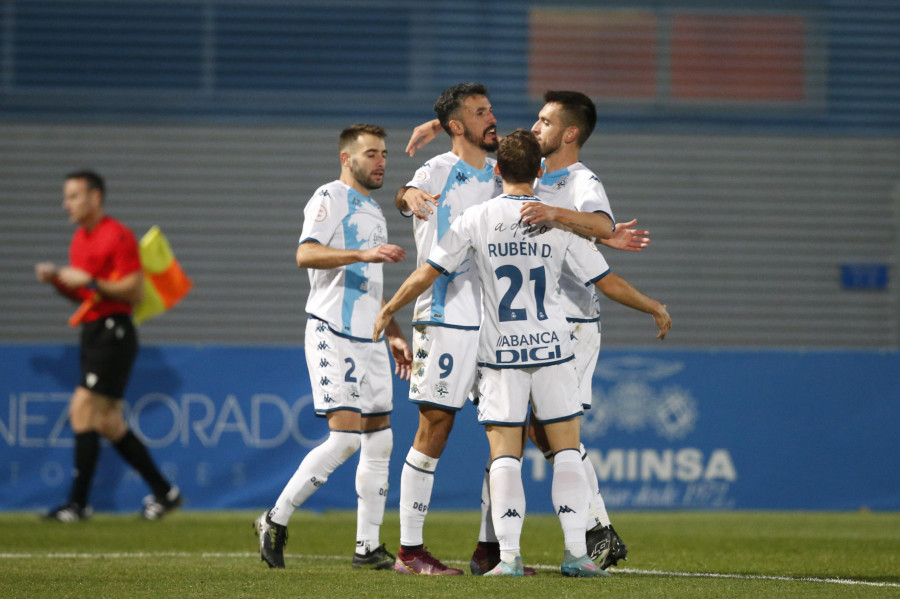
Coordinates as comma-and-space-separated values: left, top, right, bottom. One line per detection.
1, 345, 897, 512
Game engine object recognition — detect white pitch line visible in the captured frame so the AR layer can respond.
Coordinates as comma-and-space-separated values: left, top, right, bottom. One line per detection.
0, 552, 896, 588
612, 567, 900, 589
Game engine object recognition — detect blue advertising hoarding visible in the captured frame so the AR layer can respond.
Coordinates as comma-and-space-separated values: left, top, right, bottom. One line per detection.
1, 345, 898, 513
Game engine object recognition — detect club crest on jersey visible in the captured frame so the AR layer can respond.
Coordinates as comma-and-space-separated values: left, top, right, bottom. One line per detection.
433, 381, 449, 397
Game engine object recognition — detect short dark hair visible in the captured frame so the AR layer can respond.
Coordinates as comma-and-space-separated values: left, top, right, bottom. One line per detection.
497, 129, 541, 184
339, 123, 387, 151
434, 83, 489, 135
65, 170, 105, 199
543, 91, 597, 147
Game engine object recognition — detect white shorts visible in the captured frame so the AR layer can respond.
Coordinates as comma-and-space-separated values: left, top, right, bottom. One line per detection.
305, 318, 393, 417
408, 325, 479, 411
475, 361, 582, 425
570, 319, 601, 408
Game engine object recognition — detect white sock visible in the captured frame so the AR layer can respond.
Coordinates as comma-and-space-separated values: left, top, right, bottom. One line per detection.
553, 448, 589, 557
478, 463, 497, 543
269, 431, 360, 526
356, 427, 392, 554
581, 443, 611, 529
399, 447, 438, 547
489, 456, 524, 562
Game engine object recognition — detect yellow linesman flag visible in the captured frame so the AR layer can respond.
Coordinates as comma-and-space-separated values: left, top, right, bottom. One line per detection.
133, 225, 192, 325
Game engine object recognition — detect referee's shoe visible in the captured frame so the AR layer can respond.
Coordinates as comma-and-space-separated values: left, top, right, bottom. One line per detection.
142, 486, 183, 520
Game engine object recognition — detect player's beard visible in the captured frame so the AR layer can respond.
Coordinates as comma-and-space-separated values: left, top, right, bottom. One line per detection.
539, 132, 562, 158
350, 160, 384, 191
464, 123, 499, 152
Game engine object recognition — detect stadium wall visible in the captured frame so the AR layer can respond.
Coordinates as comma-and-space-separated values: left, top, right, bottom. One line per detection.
2, 344, 898, 512
1, 0, 899, 349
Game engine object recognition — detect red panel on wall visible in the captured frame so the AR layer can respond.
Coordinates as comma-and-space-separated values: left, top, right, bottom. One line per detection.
670, 14, 807, 101
529, 9, 658, 99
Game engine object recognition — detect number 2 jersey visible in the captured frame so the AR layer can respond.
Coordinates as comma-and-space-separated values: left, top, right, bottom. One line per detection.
427, 194, 611, 369
299, 180, 388, 341
405, 151, 502, 330
534, 161, 615, 323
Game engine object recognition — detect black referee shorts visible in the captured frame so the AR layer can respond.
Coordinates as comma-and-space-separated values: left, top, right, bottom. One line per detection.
79, 314, 138, 400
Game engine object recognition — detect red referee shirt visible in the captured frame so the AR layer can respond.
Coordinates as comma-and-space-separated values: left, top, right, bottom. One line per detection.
69, 215, 142, 323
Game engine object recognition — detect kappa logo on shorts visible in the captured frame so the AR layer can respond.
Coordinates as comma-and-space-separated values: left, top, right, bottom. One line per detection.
319, 358, 330, 368
320, 376, 331, 386
318, 341, 329, 351
316, 322, 327, 332
323, 394, 334, 403
416, 349, 428, 359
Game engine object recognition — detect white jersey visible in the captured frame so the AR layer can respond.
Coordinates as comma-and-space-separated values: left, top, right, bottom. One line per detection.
299, 180, 388, 341
405, 151, 502, 329
534, 161, 614, 322
428, 194, 611, 369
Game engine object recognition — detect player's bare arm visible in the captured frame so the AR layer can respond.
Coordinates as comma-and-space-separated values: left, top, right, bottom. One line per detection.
599, 218, 650, 252
520, 201, 614, 242
373, 263, 442, 341
395, 186, 441, 221
405, 119, 442, 157
382, 310, 413, 381
594, 272, 671, 339
297, 240, 406, 270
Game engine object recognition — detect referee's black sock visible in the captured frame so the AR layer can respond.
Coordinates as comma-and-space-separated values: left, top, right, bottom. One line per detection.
113, 429, 171, 499
68, 431, 100, 507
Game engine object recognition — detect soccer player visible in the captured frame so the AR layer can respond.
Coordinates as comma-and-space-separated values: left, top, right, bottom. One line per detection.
254, 124, 412, 570
375, 130, 671, 577
390, 82, 501, 575
35, 170, 182, 521
521, 90, 634, 568
405, 91, 645, 571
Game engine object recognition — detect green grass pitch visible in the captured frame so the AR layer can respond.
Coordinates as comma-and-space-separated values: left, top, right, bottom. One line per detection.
1, 510, 898, 598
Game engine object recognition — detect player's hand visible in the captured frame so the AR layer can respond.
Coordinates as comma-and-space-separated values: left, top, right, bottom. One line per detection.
403, 188, 441, 221
35, 262, 58, 283
55, 266, 92, 288
600, 218, 650, 252
406, 119, 442, 157
520, 201, 559, 227
388, 335, 413, 381
361, 244, 406, 264
653, 304, 671, 340
372, 307, 391, 342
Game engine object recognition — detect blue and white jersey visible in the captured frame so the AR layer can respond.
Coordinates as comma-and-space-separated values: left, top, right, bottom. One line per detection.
428, 194, 611, 369
534, 161, 614, 322
405, 151, 502, 329
299, 180, 388, 341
